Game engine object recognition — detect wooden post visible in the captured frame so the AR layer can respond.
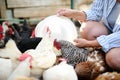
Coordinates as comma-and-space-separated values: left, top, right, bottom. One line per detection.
70, 0, 74, 9
0, 0, 6, 19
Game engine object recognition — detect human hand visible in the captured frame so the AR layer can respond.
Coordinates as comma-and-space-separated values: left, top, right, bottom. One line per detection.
74, 38, 101, 48
57, 8, 76, 18
57, 8, 86, 22
73, 38, 89, 47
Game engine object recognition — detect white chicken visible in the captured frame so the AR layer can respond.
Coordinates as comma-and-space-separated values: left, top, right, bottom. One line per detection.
2, 21, 9, 37
8, 57, 31, 80
0, 38, 22, 68
0, 39, 21, 59
0, 21, 9, 48
35, 15, 78, 44
20, 27, 56, 78
0, 58, 12, 80
43, 59, 78, 80
0, 22, 22, 78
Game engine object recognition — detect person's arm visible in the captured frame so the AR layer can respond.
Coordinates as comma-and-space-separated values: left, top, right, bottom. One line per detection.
57, 9, 86, 22
72, 11, 87, 22
74, 38, 101, 48
87, 40, 101, 47
96, 14, 120, 52
57, 0, 104, 22
117, 0, 120, 2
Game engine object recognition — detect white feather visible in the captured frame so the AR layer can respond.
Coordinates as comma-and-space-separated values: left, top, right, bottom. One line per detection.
8, 57, 31, 80
43, 62, 78, 80
24, 30, 56, 78
0, 39, 21, 61
0, 58, 12, 80
35, 15, 78, 43
0, 39, 22, 70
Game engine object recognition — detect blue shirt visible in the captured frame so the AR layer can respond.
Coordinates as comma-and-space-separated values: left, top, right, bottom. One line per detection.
84, 0, 120, 52
108, 2, 120, 29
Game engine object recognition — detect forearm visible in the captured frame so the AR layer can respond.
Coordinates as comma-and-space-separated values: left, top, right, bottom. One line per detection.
86, 40, 101, 47
72, 11, 87, 22
57, 9, 87, 22
74, 38, 101, 48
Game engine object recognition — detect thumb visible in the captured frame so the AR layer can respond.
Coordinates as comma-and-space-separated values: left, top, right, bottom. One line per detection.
73, 39, 79, 43
73, 39, 82, 47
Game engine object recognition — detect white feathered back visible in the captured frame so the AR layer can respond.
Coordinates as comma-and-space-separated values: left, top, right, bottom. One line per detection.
0, 58, 12, 80
43, 61, 78, 80
0, 39, 21, 60
35, 15, 78, 43
8, 57, 31, 80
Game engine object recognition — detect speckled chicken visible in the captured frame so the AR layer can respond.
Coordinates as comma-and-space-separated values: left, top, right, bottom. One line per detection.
75, 61, 93, 80
95, 72, 120, 80
54, 39, 90, 66
75, 49, 107, 80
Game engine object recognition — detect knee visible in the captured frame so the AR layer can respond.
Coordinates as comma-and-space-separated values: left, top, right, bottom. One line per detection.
79, 22, 88, 36
79, 21, 96, 40
105, 48, 120, 70
79, 21, 108, 40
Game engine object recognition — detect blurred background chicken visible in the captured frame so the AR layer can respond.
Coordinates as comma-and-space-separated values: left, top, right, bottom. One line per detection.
0, 24, 4, 48
0, 21, 10, 48
12, 19, 42, 53
2, 21, 9, 37
0, 23, 22, 70
18, 19, 32, 39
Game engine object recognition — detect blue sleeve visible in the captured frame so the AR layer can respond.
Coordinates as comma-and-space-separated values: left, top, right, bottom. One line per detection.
84, 0, 104, 21
97, 32, 120, 52
113, 14, 120, 32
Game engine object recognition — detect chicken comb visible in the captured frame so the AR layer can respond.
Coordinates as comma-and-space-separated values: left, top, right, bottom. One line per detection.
0, 24, 3, 33
0, 24, 3, 40
8, 28, 14, 35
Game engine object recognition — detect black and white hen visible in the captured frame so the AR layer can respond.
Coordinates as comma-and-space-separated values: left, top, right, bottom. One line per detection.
54, 39, 90, 66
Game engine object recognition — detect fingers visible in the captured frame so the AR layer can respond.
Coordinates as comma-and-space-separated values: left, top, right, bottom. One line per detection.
56, 8, 67, 16
73, 39, 80, 47
74, 39, 79, 43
